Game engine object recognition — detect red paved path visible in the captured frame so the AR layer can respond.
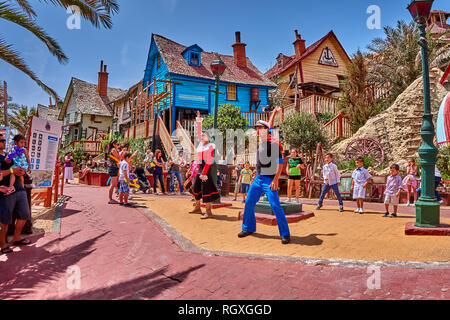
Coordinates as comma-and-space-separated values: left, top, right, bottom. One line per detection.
0, 184, 449, 300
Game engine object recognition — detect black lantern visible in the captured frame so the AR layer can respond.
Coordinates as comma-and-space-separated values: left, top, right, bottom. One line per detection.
210, 58, 226, 77
407, 0, 434, 24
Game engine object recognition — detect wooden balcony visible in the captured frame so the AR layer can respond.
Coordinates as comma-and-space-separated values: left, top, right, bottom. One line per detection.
67, 140, 103, 154
241, 111, 271, 127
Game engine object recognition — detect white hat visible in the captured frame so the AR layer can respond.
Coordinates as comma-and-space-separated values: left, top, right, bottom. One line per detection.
256, 120, 270, 129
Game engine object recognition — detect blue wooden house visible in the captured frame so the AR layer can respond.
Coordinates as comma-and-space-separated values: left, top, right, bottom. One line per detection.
142, 32, 276, 133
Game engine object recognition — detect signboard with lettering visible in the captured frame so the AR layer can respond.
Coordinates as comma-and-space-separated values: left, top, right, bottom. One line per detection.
319, 47, 338, 67
28, 116, 62, 187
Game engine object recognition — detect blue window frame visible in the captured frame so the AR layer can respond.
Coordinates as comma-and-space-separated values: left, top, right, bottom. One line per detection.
190, 52, 200, 66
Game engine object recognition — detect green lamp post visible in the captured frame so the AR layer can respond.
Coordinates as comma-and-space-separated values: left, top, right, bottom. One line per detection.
407, 0, 440, 227
210, 57, 226, 131
210, 57, 226, 200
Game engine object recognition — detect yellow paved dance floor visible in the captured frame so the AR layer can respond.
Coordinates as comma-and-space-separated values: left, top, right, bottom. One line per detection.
134, 196, 450, 263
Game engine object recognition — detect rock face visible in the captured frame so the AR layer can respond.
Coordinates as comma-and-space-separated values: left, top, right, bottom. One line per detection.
330, 68, 449, 172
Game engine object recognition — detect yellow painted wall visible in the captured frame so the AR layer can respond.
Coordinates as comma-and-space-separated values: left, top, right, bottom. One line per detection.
276, 36, 351, 101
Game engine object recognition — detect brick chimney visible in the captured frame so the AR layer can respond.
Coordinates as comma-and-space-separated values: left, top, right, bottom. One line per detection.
232, 31, 247, 68
293, 30, 306, 58
97, 60, 108, 97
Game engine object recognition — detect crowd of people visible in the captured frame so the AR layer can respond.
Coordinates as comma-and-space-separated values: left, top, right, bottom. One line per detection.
0, 134, 32, 254
2, 106, 449, 252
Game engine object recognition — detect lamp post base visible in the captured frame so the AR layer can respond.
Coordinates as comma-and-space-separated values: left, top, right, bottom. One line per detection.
414, 199, 440, 228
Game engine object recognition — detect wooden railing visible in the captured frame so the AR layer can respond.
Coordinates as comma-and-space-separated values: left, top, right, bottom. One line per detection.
31, 165, 65, 208
68, 140, 103, 154
235, 153, 257, 166
242, 111, 271, 127
297, 94, 339, 115
157, 116, 175, 156
181, 119, 196, 140
135, 122, 146, 138
176, 120, 195, 159
323, 113, 352, 142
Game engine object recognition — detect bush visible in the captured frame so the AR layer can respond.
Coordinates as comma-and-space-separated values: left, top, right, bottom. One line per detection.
202, 104, 248, 132
437, 145, 450, 178
316, 112, 336, 124
280, 112, 329, 157
338, 156, 375, 171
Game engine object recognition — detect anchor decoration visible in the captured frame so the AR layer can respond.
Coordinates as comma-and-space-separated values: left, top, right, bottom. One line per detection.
319, 47, 338, 67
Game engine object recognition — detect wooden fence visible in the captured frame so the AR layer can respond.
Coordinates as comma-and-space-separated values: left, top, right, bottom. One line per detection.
31, 165, 65, 208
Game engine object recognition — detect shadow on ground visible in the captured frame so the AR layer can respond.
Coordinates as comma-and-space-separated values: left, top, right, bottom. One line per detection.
0, 231, 108, 300
251, 233, 337, 246
55, 264, 205, 300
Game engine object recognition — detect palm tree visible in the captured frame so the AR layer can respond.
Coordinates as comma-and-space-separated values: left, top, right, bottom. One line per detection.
8, 104, 36, 136
0, 0, 119, 101
338, 50, 379, 133
367, 20, 449, 104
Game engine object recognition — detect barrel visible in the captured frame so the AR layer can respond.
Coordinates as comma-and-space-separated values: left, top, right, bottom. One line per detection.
251, 88, 259, 101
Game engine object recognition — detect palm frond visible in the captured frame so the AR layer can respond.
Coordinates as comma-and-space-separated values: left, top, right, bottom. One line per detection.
0, 37, 59, 101
0, 1, 68, 63
13, 0, 36, 17
38, 0, 119, 29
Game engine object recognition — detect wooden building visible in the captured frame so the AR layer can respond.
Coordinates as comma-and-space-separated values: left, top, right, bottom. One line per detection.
140, 32, 276, 135
265, 30, 351, 108
264, 30, 353, 142
58, 61, 127, 146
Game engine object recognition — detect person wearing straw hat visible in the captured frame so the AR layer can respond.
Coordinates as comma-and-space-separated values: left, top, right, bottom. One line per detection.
238, 108, 291, 244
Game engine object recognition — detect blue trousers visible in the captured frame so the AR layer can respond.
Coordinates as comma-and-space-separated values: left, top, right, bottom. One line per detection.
242, 175, 290, 237
318, 183, 343, 206
417, 177, 441, 202
170, 171, 184, 193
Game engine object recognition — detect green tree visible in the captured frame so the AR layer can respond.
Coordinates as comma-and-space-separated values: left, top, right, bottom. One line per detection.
202, 104, 248, 132
0, 0, 119, 100
9, 105, 36, 135
338, 50, 380, 133
280, 112, 329, 158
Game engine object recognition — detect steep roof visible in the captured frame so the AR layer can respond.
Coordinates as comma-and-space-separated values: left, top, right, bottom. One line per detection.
265, 30, 351, 79
152, 34, 276, 88
37, 104, 61, 123
59, 78, 127, 120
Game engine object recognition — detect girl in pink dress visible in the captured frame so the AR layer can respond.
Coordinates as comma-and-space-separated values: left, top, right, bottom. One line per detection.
402, 158, 418, 206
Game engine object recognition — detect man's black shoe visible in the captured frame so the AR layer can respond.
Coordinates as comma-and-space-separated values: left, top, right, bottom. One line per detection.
281, 236, 291, 245
238, 231, 253, 238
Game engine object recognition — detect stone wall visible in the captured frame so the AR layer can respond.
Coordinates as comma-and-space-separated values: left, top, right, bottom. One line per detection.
330, 68, 448, 175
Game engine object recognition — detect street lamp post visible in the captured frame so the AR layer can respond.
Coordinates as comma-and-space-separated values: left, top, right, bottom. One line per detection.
210, 57, 226, 132
407, 0, 440, 227
210, 57, 226, 202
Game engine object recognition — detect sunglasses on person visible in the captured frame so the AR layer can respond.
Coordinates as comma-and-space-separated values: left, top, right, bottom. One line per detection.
0, 139, 6, 142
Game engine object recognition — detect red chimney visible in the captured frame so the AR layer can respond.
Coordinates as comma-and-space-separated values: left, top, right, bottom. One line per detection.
293, 30, 306, 58
232, 31, 247, 68
97, 60, 109, 97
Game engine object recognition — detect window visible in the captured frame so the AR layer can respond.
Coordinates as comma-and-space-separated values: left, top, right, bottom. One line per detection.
289, 74, 296, 89
337, 75, 346, 89
156, 54, 160, 69
227, 84, 237, 101
190, 52, 199, 66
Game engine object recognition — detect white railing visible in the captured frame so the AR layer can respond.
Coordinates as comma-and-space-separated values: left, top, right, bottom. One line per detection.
242, 111, 271, 127
235, 153, 257, 166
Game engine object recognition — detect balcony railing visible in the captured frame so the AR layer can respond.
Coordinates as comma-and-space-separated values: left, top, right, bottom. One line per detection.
242, 111, 271, 127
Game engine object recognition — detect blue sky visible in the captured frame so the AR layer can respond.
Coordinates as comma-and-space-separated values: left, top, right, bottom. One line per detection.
1, 0, 449, 109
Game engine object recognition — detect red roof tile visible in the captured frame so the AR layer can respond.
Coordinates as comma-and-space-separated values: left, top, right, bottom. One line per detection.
153, 34, 275, 88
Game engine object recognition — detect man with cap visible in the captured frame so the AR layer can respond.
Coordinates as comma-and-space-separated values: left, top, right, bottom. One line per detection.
238, 107, 291, 244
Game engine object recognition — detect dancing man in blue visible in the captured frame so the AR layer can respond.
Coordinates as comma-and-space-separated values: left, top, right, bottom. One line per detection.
238, 108, 291, 244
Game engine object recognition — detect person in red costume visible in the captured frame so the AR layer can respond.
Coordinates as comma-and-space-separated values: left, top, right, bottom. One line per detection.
189, 111, 220, 219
